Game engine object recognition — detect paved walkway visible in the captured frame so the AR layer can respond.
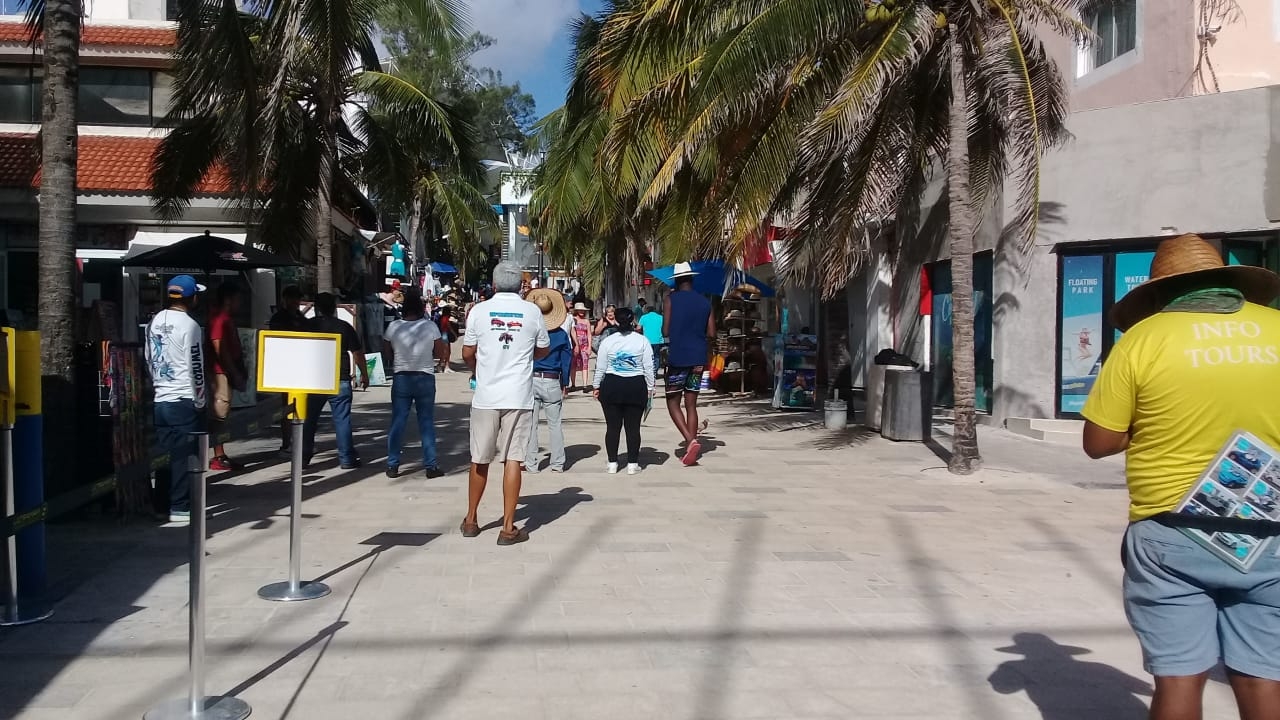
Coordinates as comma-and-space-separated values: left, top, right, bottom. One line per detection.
0, 371, 1242, 719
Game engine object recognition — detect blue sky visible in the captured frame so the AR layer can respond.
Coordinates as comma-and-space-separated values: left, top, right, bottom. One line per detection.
466, 0, 607, 118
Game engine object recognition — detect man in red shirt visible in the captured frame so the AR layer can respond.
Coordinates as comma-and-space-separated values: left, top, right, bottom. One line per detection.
208, 281, 247, 470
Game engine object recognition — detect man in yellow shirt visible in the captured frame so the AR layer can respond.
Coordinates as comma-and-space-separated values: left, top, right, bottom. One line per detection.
1083, 234, 1280, 720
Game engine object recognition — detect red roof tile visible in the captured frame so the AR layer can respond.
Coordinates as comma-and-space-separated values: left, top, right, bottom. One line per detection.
0, 22, 175, 49
0, 133, 231, 195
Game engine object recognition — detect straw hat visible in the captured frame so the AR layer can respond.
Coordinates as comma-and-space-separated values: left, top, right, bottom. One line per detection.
1110, 234, 1280, 331
573, 302, 589, 313
673, 261, 699, 277
527, 287, 568, 330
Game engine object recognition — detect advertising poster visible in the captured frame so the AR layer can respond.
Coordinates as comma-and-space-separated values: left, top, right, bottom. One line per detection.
780, 333, 818, 409
1114, 251, 1155, 341
1174, 432, 1280, 572
1059, 255, 1104, 414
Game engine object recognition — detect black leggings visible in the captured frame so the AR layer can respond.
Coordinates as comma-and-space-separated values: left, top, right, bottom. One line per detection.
600, 375, 646, 464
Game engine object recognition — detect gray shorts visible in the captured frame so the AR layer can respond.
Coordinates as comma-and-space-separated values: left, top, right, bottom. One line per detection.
469, 408, 533, 465
1123, 518, 1280, 679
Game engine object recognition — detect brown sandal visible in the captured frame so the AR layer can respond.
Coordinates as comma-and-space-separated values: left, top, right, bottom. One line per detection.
460, 520, 481, 538
496, 527, 529, 546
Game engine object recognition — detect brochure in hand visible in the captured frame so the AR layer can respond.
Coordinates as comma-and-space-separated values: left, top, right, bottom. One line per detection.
1173, 431, 1280, 572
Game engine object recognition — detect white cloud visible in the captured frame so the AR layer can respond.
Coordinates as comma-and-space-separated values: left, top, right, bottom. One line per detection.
464, 0, 581, 79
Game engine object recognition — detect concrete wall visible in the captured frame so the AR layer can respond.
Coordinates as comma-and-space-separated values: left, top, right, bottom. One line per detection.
886, 85, 1280, 423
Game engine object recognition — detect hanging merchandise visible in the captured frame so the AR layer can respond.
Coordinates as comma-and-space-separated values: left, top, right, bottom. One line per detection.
709, 354, 726, 381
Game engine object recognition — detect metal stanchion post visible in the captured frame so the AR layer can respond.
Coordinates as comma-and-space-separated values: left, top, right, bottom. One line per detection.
258, 406, 330, 602
1, 421, 50, 627
145, 433, 250, 720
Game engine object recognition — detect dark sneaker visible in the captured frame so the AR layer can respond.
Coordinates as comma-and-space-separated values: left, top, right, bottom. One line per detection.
340, 459, 362, 470
386, 466, 399, 478
424, 467, 445, 479
496, 527, 530, 546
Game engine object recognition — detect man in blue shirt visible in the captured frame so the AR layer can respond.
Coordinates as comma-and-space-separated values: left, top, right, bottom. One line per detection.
525, 289, 573, 473
663, 263, 714, 465
638, 306, 665, 361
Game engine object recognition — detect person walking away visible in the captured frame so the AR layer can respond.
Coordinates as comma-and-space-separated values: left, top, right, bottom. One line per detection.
207, 281, 247, 471
461, 262, 550, 546
663, 263, 714, 465
634, 297, 647, 319
1081, 234, 1280, 720
384, 292, 448, 479
594, 308, 655, 475
524, 288, 572, 474
268, 285, 307, 455
571, 303, 593, 391
638, 305, 665, 367
303, 293, 368, 469
145, 275, 207, 525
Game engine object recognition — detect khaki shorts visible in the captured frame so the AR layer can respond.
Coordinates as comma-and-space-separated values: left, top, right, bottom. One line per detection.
470, 408, 533, 465
211, 374, 232, 421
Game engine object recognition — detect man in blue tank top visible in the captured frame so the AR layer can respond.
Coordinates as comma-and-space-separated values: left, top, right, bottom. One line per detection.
662, 263, 715, 465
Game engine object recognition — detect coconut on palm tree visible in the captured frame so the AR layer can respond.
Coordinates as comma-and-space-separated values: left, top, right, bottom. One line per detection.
537, 0, 1086, 472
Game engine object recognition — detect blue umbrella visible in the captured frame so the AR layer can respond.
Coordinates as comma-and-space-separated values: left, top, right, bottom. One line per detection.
429, 261, 458, 274
646, 260, 776, 297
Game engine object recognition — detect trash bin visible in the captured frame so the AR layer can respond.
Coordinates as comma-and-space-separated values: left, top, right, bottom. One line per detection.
881, 367, 932, 442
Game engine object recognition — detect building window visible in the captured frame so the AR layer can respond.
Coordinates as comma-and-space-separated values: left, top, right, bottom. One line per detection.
0, 66, 38, 123
1085, 0, 1138, 70
80, 68, 153, 126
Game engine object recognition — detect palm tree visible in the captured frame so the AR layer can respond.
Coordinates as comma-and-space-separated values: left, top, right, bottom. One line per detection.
530, 12, 650, 299
153, 0, 473, 293
354, 80, 498, 272
539, 0, 1092, 473
25, 0, 81, 488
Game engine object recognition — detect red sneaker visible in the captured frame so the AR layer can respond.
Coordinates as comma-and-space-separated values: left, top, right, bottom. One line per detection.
209, 456, 235, 472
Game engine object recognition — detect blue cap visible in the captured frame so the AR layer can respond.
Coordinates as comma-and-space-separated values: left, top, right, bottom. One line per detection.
167, 275, 207, 298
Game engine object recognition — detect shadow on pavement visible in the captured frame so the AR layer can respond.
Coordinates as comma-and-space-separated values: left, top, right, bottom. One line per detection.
481, 487, 594, 535
0, 396, 469, 719
988, 633, 1151, 719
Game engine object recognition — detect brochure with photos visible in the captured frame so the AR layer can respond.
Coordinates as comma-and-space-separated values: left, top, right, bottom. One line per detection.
1173, 431, 1280, 572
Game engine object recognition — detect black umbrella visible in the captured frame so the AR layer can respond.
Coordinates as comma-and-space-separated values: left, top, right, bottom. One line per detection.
124, 230, 298, 272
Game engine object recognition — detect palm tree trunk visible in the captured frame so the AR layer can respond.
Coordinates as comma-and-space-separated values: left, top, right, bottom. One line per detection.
314, 103, 337, 292
946, 28, 981, 474
407, 194, 424, 265
38, 0, 82, 494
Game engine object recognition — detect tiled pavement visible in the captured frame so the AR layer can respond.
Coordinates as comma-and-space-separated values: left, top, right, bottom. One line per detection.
0, 371, 1243, 719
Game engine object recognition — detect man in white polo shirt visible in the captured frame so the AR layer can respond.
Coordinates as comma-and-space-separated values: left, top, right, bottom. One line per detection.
461, 262, 550, 546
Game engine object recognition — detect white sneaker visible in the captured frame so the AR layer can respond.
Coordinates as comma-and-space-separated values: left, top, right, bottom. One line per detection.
626, 463, 640, 475
606, 462, 619, 474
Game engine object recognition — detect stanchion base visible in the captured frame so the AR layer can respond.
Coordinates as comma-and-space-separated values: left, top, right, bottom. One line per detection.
0, 599, 53, 627
143, 695, 251, 720
257, 580, 330, 602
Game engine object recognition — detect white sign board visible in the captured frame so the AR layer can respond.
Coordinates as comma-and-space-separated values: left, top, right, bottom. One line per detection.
256, 331, 342, 394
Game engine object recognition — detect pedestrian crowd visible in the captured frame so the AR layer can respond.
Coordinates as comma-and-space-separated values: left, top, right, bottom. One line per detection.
143, 261, 713, 545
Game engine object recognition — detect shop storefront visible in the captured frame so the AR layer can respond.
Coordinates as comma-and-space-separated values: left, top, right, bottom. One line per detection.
1055, 233, 1279, 417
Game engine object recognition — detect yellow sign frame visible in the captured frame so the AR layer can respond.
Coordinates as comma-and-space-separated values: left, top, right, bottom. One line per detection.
256, 330, 343, 420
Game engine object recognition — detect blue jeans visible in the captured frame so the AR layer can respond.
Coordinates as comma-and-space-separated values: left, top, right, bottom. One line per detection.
154, 399, 202, 513
387, 373, 438, 470
303, 380, 356, 465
